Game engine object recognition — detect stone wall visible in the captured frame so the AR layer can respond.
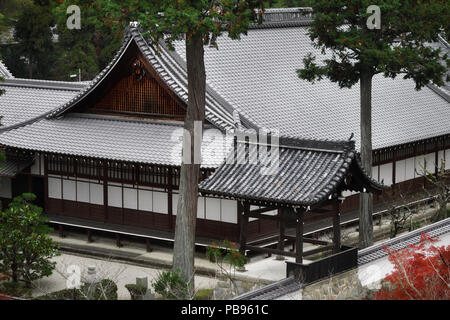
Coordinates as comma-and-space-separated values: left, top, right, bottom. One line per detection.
302, 268, 375, 300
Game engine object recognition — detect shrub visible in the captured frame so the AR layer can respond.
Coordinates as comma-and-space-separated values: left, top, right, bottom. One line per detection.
373, 233, 450, 300
152, 270, 190, 300
34, 278, 118, 300
125, 284, 147, 300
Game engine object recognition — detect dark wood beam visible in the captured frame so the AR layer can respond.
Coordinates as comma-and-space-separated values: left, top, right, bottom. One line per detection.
249, 206, 278, 215
302, 244, 334, 257
296, 209, 304, 264
245, 245, 297, 258
333, 199, 341, 254
239, 201, 250, 256
277, 208, 286, 260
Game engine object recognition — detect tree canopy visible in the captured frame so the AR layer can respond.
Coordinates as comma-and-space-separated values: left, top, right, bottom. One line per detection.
298, 0, 449, 89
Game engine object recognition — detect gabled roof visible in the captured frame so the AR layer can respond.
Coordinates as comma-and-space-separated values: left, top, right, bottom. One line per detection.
0, 60, 13, 79
47, 25, 237, 132
173, 14, 450, 150
199, 136, 385, 207
0, 78, 87, 130
0, 113, 232, 168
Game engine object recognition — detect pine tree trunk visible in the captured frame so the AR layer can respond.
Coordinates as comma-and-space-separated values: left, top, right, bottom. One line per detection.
172, 32, 206, 295
359, 70, 374, 248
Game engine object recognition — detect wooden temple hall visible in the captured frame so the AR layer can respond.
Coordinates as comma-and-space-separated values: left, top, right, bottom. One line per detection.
0, 9, 448, 259
199, 136, 385, 262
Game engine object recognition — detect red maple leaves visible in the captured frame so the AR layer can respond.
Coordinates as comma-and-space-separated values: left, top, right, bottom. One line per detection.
374, 233, 450, 300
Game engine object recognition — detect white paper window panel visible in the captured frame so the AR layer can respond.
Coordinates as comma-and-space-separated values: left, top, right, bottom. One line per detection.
221, 199, 237, 223
76, 181, 90, 203
446, 150, 450, 170
379, 163, 393, 186
395, 160, 406, 183
153, 191, 168, 214
172, 193, 179, 216
436, 150, 445, 170
138, 189, 153, 212
197, 197, 205, 219
30, 157, 40, 175
371, 166, 379, 181
425, 153, 436, 172
123, 188, 138, 210
108, 186, 122, 208
405, 157, 415, 180
415, 156, 426, 176
206, 197, 221, 221
0, 177, 12, 198
62, 179, 76, 201
48, 177, 62, 199
90, 183, 104, 205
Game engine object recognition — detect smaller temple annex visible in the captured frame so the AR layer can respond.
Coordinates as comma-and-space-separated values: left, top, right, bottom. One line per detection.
0, 8, 449, 254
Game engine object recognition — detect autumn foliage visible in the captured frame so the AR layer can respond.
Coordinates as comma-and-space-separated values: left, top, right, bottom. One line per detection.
374, 233, 450, 300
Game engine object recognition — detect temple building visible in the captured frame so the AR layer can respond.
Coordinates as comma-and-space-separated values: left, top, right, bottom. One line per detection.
0, 8, 448, 250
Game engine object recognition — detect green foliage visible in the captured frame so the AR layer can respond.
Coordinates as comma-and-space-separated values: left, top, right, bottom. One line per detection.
152, 269, 190, 300
206, 240, 246, 269
193, 288, 213, 300
52, 0, 123, 81
0, 281, 32, 298
100, 0, 265, 50
125, 283, 147, 300
34, 278, 118, 300
12, 1, 55, 79
298, 0, 450, 90
0, 193, 59, 286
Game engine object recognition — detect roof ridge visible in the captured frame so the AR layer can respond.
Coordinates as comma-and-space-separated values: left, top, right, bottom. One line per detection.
1, 78, 89, 91
0, 60, 13, 78
250, 7, 313, 29
234, 129, 354, 153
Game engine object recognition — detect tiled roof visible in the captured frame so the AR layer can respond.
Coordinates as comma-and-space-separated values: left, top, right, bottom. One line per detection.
199, 137, 385, 207
0, 157, 33, 178
0, 60, 13, 79
0, 78, 87, 130
47, 25, 236, 132
0, 114, 232, 168
173, 26, 450, 150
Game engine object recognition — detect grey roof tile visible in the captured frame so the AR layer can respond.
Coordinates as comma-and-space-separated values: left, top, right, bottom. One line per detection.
199, 137, 385, 206
0, 114, 232, 168
174, 26, 450, 150
0, 79, 83, 129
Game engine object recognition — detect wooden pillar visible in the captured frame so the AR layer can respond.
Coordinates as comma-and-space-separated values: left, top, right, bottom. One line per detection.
103, 162, 108, 223
87, 229, 93, 243
168, 167, 173, 229
239, 201, 250, 256
43, 155, 49, 212
115, 233, 122, 247
332, 199, 341, 254
276, 208, 286, 260
146, 239, 152, 252
58, 225, 65, 238
295, 208, 304, 264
